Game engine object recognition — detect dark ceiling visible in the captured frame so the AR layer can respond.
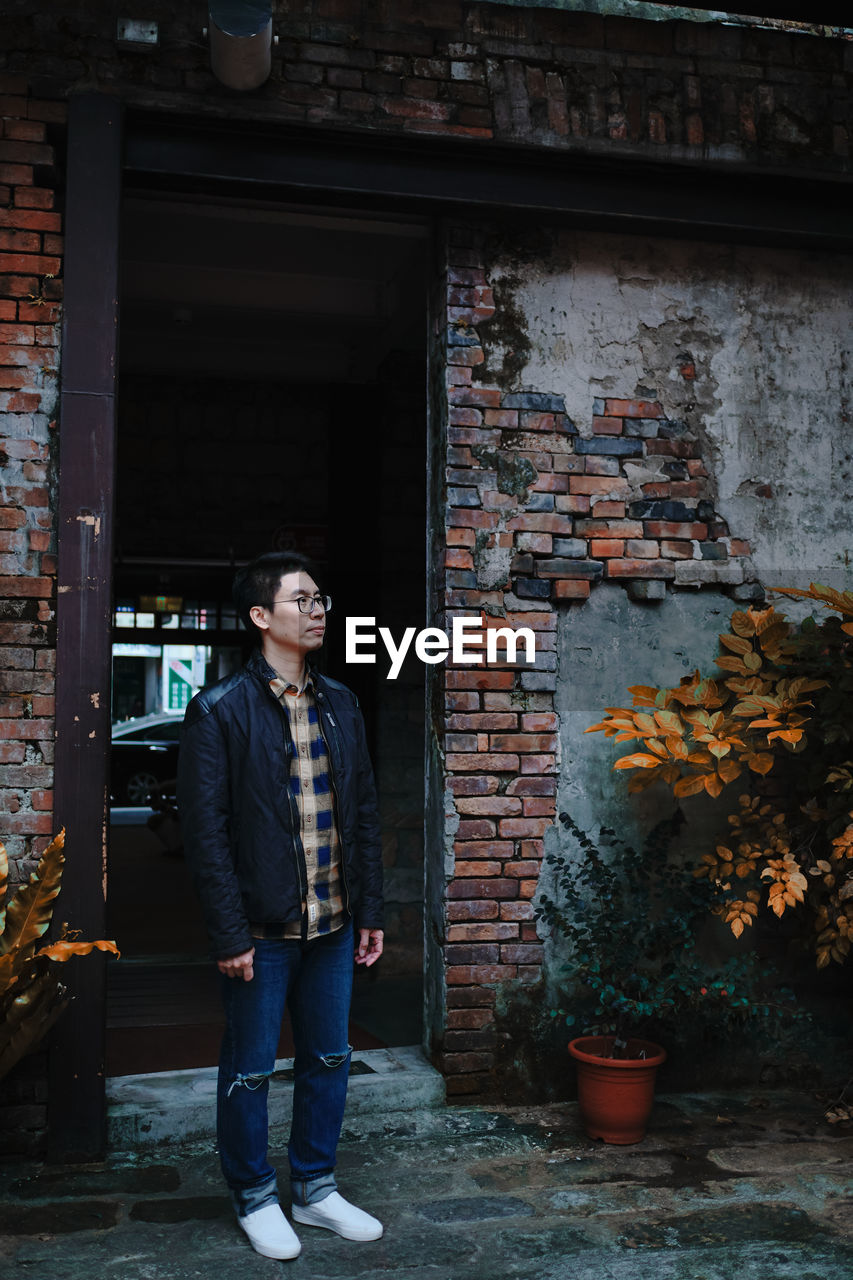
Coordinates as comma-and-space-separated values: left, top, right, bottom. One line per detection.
120, 195, 429, 382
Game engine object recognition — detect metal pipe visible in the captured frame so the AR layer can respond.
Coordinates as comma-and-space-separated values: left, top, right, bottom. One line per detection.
208, 0, 272, 91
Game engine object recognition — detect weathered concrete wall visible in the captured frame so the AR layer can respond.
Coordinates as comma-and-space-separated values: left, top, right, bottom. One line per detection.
481, 228, 853, 591
553, 581, 730, 842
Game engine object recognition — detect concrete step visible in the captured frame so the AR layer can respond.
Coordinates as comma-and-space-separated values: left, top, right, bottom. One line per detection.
106, 1044, 445, 1152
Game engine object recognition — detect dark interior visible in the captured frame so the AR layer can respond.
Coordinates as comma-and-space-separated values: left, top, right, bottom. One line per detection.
107, 193, 429, 1075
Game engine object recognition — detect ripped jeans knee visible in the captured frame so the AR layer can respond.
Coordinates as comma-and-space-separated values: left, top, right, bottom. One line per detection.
225, 1069, 274, 1098
319, 1045, 352, 1070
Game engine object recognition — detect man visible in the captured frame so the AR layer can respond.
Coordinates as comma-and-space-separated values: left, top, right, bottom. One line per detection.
178, 551, 384, 1261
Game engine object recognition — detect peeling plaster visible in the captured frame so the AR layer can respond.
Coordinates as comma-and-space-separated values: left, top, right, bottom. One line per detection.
75, 512, 101, 537
482, 229, 853, 588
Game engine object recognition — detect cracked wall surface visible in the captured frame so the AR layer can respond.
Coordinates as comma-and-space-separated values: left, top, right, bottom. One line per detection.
435, 217, 853, 1098
482, 229, 853, 589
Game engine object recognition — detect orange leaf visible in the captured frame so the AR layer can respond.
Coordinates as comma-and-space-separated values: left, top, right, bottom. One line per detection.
730, 611, 755, 638
715, 656, 748, 674
38, 939, 120, 962
613, 753, 663, 770
654, 710, 683, 734
0, 830, 65, 958
627, 685, 665, 706
674, 773, 707, 798
766, 729, 804, 744
719, 633, 753, 656
718, 758, 742, 783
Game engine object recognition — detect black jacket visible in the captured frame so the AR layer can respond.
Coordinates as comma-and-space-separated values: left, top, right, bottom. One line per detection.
177, 649, 383, 959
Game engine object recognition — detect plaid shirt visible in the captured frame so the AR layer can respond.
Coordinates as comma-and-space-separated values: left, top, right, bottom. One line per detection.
249, 670, 347, 941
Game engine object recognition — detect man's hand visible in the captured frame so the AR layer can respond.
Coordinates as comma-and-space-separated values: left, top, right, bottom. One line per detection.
355, 929, 383, 967
217, 947, 255, 981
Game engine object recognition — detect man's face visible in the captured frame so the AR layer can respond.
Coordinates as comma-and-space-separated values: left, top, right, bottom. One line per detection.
251, 571, 326, 658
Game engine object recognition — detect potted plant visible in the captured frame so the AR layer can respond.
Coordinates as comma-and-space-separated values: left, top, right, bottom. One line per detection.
536, 811, 801, 1144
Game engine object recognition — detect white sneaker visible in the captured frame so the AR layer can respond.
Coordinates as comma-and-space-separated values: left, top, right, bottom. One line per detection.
292, 1191, 383, 1241
238, 1203, 302, 1259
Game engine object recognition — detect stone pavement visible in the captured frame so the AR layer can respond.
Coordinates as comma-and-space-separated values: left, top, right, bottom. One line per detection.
0, 1090, 851, 1280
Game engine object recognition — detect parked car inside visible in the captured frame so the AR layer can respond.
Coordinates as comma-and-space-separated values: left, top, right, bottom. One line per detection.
111, 712, 183, 806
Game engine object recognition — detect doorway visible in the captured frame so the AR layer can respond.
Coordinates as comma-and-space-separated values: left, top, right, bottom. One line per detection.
106, 192, 429, 1076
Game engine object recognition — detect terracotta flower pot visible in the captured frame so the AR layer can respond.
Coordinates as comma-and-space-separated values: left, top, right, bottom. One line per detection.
568, 1035, 667, 1145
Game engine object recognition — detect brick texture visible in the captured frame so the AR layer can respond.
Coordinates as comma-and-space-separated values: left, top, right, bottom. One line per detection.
437, 219, 757, 1094
0, 8, 847, 172
0, 82, 61, 873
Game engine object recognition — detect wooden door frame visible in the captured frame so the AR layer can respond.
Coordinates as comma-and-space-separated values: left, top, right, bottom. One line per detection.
50, 92, 122, 1161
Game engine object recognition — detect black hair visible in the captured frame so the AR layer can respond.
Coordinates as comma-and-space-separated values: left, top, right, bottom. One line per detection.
232, 551, 322, 634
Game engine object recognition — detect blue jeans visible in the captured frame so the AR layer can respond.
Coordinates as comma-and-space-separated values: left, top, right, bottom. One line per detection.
216, 921, 354, 1217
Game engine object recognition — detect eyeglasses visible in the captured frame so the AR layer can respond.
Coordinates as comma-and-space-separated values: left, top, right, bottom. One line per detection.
270, 594, 332, 615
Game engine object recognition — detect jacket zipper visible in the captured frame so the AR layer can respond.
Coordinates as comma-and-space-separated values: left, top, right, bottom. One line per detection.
315, 688, 352, 917
275, 698, 308, 903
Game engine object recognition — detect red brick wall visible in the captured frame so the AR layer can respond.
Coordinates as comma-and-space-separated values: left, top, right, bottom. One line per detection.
0, 76, 64, 875
436, 222, 755, 1095
0, 3, 848, 173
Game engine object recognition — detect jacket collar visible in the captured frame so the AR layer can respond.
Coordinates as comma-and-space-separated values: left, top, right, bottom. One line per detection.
247, 648, 327, 698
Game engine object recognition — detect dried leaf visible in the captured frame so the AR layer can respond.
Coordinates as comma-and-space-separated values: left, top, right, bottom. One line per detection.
730, 611, 755, 638
38, 939, 120, 962
719, 634, 753, 656
0, 830, 66, 958
774, 583, 853, 617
